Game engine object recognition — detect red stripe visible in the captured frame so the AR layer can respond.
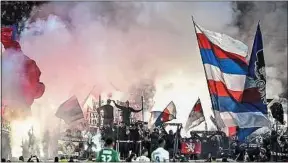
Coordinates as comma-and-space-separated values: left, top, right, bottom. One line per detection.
211, 44, 248, 65
163, 108, 171, 114
197, 33, 211, 49
193, 101, 202, 112
208, 80, 243, 102
162, 111, 170, 122
197, 33, 248, 65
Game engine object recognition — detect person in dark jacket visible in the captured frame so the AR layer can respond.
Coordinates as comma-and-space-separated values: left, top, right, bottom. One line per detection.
113, 100, 143, 126
97, 99, 114, 126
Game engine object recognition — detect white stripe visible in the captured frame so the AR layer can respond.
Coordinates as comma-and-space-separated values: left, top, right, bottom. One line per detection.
185, 112, 204, 130
213, 111, 226, 129
204, 64, 246, 91
148, 111, 161, 129
195, 24, 248, 57
219, 111, 270, 128
218, 111, 237, 127
166, 101, 177, 117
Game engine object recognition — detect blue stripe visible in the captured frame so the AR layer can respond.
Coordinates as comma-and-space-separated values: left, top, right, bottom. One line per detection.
200, 49, 247, 75
237, 127, 260, 142
211, 95, 267, 114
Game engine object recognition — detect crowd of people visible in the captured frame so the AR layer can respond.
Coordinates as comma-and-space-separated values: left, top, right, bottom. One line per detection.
3, 127, 288, 162
97, 121, 288, 162
2, 99, 287, 162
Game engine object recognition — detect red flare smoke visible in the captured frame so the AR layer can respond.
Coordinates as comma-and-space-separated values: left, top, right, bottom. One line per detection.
1, 26, 45, 113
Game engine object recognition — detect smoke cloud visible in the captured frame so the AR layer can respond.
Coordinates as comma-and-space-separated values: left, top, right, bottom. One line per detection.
231, 1, 287, 99
18, 2, 239, 129
2, 2, 286, 146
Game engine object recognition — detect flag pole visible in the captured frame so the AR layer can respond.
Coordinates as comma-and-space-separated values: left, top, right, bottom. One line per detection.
141, 96, 144, 121
191, 16, 217, 119
98, 95, 102, 127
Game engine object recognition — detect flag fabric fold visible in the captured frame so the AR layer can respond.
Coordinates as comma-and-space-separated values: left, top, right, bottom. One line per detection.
148, 101, 176, 128
55, 96, 84, 124
193, 20, 270, 137
184, 98, 205, 132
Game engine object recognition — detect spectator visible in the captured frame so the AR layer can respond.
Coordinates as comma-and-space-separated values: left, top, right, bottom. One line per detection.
19, 156, 24, 162
27, 155, 39, 162
211, 156, 216, 162
151, 138, 170, 162
134, 149, 150, 162
205, 153, 212, 162
96, 137, 120, 162
54, 157, 59, 162
68, 157, 74, 162
222, 157, 229, 162
125, 153, 136, 162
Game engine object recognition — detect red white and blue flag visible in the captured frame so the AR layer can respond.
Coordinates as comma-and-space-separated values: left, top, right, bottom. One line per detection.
184, 98, 205, 132
148, 101, 176, 128
194, 21, 270, 136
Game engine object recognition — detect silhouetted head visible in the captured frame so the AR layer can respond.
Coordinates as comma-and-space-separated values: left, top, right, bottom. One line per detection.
19, 156, 24, 162
169, 130, 173, 135
142, 148, 148, 156
54, 157, 59, 162
153, 128, 159, 133
222, 157, 228, 162
126, 100, 129, 107
105, 137, 114, 148
158, 138, 166, 148
107, 99, 111, 105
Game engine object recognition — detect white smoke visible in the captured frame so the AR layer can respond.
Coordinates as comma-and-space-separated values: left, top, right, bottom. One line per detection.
19, 2, 239, 132
231, 2, 287, 98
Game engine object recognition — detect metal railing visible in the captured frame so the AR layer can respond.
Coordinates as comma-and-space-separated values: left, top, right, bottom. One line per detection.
116, 140, 142, 156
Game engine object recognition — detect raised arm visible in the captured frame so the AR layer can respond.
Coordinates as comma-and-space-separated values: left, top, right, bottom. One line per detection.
113, 100, 127, 110
128, 107, 144, 113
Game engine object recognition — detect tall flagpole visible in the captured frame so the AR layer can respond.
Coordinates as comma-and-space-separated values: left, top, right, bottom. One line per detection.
191, 16, 217, 119
141, 96, 144, 121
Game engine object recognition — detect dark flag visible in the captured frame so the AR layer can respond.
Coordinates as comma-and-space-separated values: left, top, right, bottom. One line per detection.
55, 96, 84, 124
238, 23, 268, 141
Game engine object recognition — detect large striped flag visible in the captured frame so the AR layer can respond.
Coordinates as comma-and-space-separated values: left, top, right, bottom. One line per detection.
184, 98, 205, 132
55, 96, 84, 124
193, 20, 270, 136
148, 101, 176, 128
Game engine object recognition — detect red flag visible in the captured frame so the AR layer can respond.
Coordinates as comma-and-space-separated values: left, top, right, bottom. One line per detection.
181, 141, 202, 154
55, 96, 84, 124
